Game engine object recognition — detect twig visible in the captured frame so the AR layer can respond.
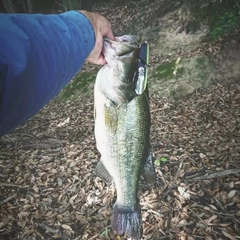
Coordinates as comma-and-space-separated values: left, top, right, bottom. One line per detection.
4, 132, 40, 141
147, 209, 163, 218
0, 151, 14, 156
176, 221, 195, 228
154, 237, 172, 240
189, 203, 236, 218
0, 194, 17, 206
190, 235, 205, 239
128, 1, 139, 8
174, 158, 184, 183
150, 107, 164, 113
158, 229, 166, 236
0, 182, 29, 188
185, 169, 240, 182
188, 207, 208, 227
160, 158, 184, 201
55, 0, 67, 11
184, 168, 206, 178
166, 206, 172, 230
213, 196, 225, 211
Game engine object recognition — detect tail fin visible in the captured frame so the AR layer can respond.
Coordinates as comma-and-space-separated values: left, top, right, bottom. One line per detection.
111, 203, 142, 240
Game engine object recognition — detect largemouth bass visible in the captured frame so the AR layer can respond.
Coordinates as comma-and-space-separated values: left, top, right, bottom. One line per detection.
94, 35, 156, 239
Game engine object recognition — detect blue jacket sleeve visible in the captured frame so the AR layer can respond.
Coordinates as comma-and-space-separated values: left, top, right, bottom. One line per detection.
0, 11, 95, 137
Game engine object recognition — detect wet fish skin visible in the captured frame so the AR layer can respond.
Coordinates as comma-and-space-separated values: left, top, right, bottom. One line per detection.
96, 35, 140, 104
94, 35, 155, 240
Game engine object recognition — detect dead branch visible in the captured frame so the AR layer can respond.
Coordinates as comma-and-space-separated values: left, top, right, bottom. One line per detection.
0, 194, 17, 206
185, 169, 240, 182
0, 182, 29, 188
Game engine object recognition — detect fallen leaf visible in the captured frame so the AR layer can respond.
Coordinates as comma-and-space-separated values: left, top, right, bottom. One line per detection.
222, 230, 237, 240
228, 190, 237, 199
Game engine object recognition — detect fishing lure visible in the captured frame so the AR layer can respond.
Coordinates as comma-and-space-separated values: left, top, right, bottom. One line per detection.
135, 42, 149, 95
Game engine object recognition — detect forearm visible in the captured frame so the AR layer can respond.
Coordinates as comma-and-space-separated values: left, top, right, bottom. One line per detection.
0, 11, 95, 136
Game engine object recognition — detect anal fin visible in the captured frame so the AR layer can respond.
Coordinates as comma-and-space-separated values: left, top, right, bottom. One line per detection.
94, 160, 113, 184
142, 150, 156, 184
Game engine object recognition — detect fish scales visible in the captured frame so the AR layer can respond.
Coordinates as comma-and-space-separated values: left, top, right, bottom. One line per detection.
94, 35, 156, 240
109, 92, 150, 207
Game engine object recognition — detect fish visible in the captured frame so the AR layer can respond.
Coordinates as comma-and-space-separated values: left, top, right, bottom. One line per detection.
94, 35, 156, 239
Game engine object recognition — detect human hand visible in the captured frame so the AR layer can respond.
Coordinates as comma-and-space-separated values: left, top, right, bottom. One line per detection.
80, 10, 115, 65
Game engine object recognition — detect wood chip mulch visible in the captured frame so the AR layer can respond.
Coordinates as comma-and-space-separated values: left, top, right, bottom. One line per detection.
0, 80, 239, 240
1, 1, 240, 239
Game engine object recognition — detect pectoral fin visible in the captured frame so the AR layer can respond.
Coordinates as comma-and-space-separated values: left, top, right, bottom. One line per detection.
142, 151, 156, 184
94, 160, 113, 184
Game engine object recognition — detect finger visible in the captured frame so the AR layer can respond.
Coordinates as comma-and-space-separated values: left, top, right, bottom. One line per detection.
96, 54, 107, 65
87, 53, 106, 65
106, 30, 115, 40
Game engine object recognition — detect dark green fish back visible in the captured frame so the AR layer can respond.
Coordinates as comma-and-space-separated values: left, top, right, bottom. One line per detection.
108, 92, 150, 207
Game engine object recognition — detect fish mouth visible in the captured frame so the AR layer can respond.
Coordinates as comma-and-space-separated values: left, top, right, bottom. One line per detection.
105, 35, 141, 43
103, 36, 141, 57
